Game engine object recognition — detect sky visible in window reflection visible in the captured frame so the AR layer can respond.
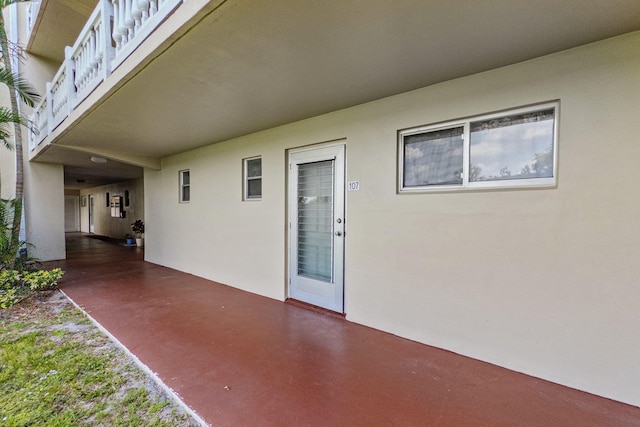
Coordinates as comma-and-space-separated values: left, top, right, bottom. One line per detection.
469, 118, 554, 182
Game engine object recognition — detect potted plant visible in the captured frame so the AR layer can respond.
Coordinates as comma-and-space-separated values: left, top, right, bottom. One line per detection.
124, 234, 135, 246
131, 220, 144, 247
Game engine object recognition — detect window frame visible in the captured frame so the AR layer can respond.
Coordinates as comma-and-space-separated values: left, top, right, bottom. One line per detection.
179, 169, 190, 203
398, 102, 559, 193
243, 156, 262, 201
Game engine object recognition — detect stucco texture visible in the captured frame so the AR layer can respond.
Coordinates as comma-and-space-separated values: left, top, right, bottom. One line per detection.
145, 32, 640, 406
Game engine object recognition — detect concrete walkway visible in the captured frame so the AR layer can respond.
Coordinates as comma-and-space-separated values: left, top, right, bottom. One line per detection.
57, 233, 640, 426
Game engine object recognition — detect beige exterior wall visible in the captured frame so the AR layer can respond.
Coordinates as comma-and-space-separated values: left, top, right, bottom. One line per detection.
0, 5, 20, 200
0, 4, 65, 261
20, 2, 65, 261
80, 179, 144, 238
14, 4, 59, 98
149, 32, 639, 406
0, 90, 15, 200
24, 161, 65, 260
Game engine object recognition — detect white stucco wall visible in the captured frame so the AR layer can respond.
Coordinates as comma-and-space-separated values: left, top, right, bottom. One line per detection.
145, 32, 640, 406
24, 162, 65, 260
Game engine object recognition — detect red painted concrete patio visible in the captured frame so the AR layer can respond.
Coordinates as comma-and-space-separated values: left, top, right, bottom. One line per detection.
56, 233, 640, 426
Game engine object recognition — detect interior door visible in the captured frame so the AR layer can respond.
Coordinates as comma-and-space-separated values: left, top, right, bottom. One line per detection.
64, 195, 80, 232
289, 144, 345, 312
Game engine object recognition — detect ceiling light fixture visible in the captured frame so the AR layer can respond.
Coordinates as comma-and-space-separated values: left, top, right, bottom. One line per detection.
90, 156, 107, 164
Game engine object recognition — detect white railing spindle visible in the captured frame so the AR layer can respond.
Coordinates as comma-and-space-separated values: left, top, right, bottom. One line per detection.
71, 1, 115, 107
29, 95, 49, 151
140, 0, 150, 24
111, 0, 182, 69
50, 47, 75, 130
132, 0, 142, 28
124, 0, 135, 42
117, 0, 128, 46
26, 1, 39, 38
112, 0, 123, 50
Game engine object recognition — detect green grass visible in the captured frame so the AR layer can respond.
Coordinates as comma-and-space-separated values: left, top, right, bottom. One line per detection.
0, 292, 196, 426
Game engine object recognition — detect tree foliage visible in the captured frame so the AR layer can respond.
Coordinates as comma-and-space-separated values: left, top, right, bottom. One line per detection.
0, 67, 39, 106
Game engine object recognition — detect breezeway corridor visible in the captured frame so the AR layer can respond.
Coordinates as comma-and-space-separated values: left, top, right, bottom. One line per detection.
56, 233, 640, 426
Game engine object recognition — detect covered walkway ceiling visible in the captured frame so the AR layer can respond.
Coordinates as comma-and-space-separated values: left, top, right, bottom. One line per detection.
35, 0, 640, 165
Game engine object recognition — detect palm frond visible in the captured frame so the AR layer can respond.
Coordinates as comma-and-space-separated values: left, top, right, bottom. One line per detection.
0, 105, 24, 124
0, 198, 17, 268
0, 106, 26, 149
0, 68, 40, 107
3, 106, 36, 132
0, 125, 12, 149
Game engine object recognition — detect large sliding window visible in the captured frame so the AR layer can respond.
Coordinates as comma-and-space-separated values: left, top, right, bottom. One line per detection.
399, 102, 558, 192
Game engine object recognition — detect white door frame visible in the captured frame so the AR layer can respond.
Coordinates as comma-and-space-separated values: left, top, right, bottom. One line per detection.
288, 143, 345, 313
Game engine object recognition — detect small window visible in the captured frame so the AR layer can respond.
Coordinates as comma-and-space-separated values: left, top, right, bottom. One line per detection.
399, 103, 557, 192
243, 157, 262, 200
179, 170, 190, 203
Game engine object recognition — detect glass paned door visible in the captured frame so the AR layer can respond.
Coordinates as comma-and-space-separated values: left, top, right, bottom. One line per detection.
297, 160, 334, 282
289, 144, 345, 313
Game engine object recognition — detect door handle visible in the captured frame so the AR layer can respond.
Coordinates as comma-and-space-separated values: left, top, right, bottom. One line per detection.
335, 231, 342, 237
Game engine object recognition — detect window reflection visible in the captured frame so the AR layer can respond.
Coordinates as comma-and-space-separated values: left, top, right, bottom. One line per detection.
403, 127, 464, 187
469, 109, 554, 182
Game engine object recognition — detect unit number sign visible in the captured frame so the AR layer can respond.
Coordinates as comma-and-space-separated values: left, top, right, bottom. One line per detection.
347, 181, 360, 191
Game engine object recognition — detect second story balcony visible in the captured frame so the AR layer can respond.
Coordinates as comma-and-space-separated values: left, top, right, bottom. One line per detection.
28, 0, 187, 168
26, 0, 640, 171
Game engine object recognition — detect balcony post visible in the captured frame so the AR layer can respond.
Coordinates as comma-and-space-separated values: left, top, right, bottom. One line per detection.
45, 81, 53, 136
101, 0, 115, 78
64, 46, 76, 117
28, 112, 34, 151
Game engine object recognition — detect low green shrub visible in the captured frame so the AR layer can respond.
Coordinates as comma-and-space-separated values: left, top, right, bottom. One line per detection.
0, 268, 64, 308
21, 268, 64, 291
0, 287, 17, 309
0, 268, 20, 288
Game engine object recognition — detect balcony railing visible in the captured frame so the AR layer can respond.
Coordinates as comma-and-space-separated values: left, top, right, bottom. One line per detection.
30, 91, 48, 150
26, 1, 40, 40
29, 0, 183, 152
